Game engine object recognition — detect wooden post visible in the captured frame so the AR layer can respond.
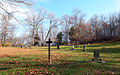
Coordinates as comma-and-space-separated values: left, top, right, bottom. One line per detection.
46, 38, 52, 64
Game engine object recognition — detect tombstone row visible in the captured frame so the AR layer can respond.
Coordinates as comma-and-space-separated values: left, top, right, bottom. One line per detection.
45, 38, 104, 64
72, 44, 86, 52
71, 44, 104, 62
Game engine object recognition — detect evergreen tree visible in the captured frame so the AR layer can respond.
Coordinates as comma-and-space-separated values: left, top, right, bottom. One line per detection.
69, 27, 75, 42
57, 32, 63, 45
34, 33, 40, 46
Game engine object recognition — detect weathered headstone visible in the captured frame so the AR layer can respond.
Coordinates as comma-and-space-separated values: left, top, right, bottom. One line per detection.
46, 38, 52, 64
72, 45, 74, 50
28, 45, 31, 49
57, 44, 59, 49
92, 50, 103, 62
87, 43, 90, 45
21, 45, 23, 48
75, 41, 79, 48
94, 50, 99, 60
83, 44, 86, 52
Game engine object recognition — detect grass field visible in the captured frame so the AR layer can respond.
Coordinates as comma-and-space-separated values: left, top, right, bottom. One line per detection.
0, 41, 120, 75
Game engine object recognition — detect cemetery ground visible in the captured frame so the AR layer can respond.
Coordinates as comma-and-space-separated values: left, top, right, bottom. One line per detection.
0, 41, 120, 74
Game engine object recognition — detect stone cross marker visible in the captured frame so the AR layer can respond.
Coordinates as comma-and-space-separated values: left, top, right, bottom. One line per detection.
94, 50, 99, 60
46, 38, 52, 64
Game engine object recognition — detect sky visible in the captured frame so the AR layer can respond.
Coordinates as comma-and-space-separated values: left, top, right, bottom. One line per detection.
14, 0, 120, 36
33, 0, 120, 18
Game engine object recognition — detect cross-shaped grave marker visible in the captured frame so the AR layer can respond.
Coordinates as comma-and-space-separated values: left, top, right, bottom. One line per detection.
46, 38, 52, 64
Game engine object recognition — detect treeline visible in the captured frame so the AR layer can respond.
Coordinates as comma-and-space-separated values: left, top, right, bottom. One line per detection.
0, 0, 30, 47
0, 1, 120, 47
60, 9, 120, 45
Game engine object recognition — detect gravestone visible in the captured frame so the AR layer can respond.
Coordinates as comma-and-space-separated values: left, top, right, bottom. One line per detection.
46, 38, 52, 64
92, 50, 103, 62
57, 44, 59, 49
72, 45, 74, 50
94, 50, 99, 60
87, 43, 90, 45
83, 44, 86, 52
75, 41, 79, 48
21, 45, 23, 48
28, 45, 31, 49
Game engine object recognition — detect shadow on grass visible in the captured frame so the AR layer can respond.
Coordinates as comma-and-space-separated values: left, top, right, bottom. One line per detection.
58, 47, 71, 50
87, 42, 120, 48
108, 60, 120, 63
87, 48, 120, 54
0, 67, 11, 71
1, 56, 120, 74
23, 59, 120, 74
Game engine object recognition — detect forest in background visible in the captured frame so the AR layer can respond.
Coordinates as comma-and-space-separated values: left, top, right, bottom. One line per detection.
0, 0, 120, 47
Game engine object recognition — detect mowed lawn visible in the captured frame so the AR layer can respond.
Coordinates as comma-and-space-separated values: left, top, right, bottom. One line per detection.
0, 41, 120, 75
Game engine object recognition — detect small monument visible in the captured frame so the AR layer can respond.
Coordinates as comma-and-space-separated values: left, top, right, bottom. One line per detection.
72, 45, 74, 50
87, 43, 90, 45
83, 44, 86, 52
28, 45, 31, 49
57, 43, 59, 49
46, 38, 52, 64
94, 50, 99, 60
92, 50, 103, 62
21, 45, 23, 48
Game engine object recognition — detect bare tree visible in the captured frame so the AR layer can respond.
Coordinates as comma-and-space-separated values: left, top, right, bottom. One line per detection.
26, 8, 47, 46
0, 13, 15, 45
0, 0, 30, 12
62, 14, 72, 45
116, 12, 120, 37
0, 0, 31, 19
70, 9, 85, 44
89, 15, 100, 41
44, 13, 61, 42
108, 14, 117, 37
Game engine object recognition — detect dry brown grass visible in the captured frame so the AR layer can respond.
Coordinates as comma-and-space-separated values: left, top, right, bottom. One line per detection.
0, 47, 47, 57
0, 47, 70, 59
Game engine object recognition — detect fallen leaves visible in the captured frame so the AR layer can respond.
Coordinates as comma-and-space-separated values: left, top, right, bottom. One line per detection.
0, 47, 47, 57
0, 46, 120, 74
